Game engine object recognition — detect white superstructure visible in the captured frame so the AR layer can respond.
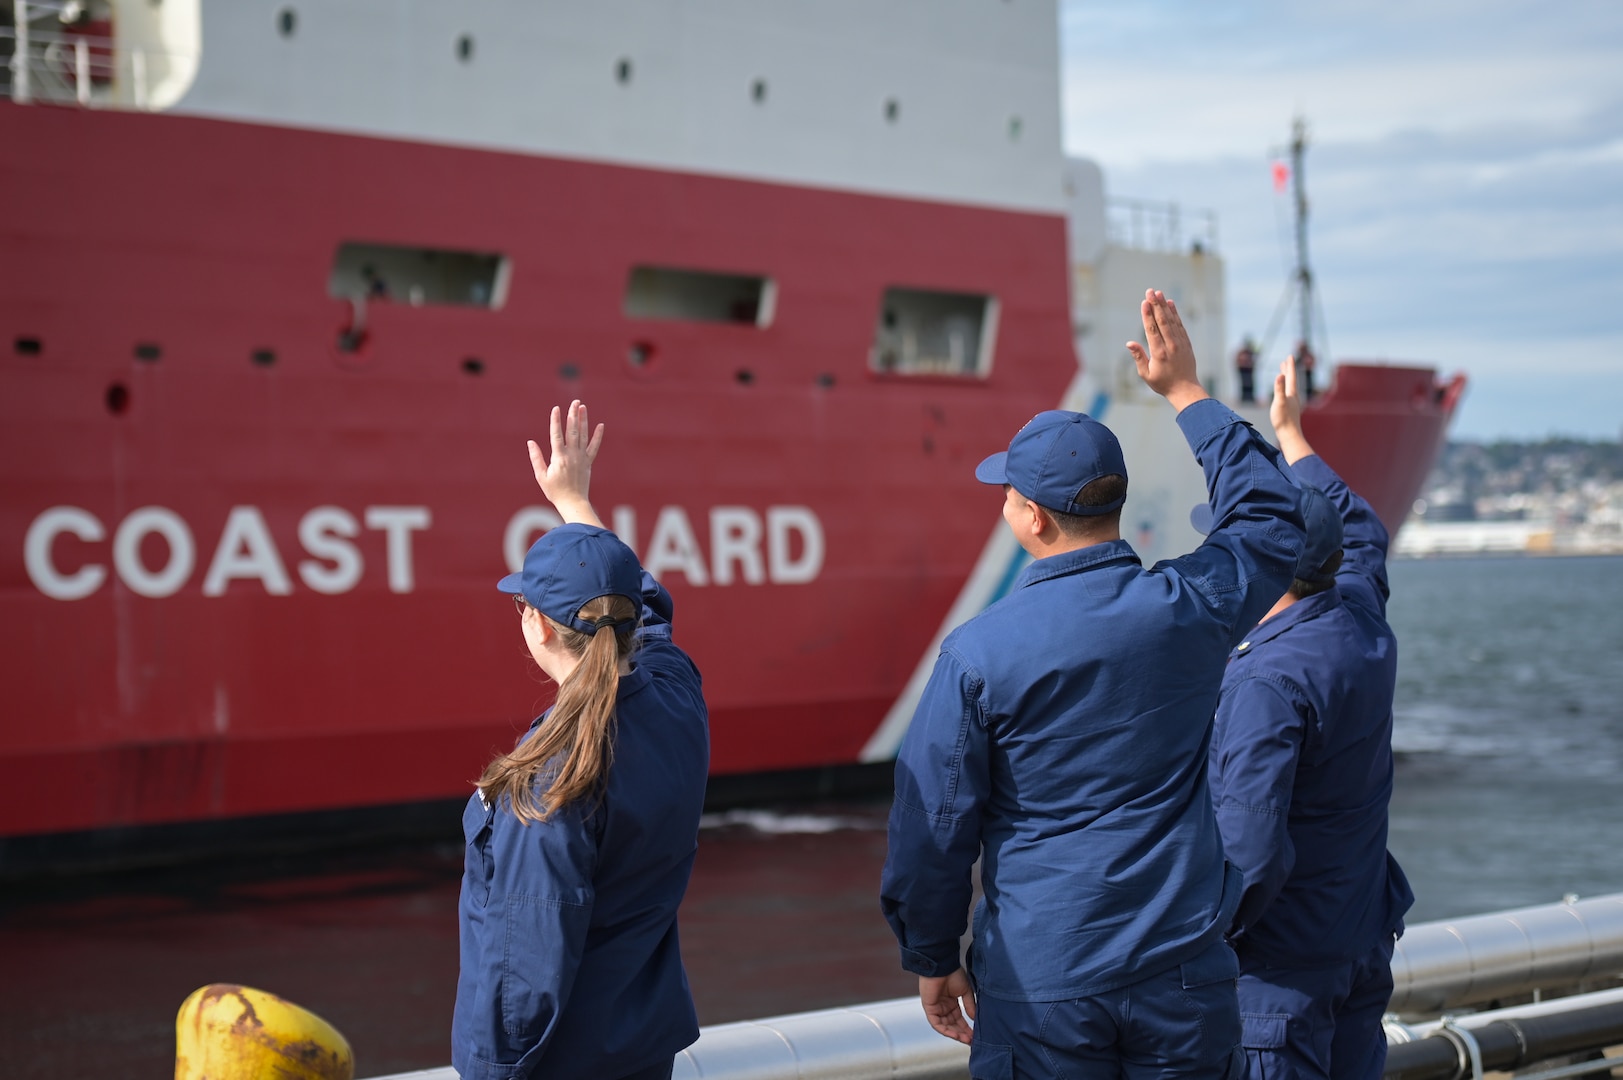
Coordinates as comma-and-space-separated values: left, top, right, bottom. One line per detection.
31, 0, 1069, 213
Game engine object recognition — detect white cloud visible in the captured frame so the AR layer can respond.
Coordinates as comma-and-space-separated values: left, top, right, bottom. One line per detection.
1059, 0, 1623, 438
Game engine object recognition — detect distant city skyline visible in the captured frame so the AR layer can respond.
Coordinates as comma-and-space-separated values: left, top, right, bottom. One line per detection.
1060, 0, 1623, 441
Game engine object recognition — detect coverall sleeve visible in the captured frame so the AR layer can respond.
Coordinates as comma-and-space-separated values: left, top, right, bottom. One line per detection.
1165, 398, 1306, 641
1289, 453, 1391, 616
880, 647, 990, 977
1211, 676, 1305, 940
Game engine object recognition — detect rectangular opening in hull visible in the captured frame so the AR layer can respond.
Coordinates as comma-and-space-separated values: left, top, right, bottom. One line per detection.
871, 288, 997, 377
623, 266, 775, 327
328, 243, 509, 309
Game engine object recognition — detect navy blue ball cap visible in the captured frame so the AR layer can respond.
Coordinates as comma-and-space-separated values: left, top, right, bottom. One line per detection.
1295, 485, 1344, 583
975, 410, 1128, 517
497, 523, 641, 634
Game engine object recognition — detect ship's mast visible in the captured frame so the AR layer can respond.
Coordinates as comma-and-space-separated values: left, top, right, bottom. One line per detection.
1290, 117, 1312, 354
1260, 116, 1322, 366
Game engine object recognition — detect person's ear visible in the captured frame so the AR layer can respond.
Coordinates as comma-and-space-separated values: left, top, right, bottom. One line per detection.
1026, 500, 1052, 539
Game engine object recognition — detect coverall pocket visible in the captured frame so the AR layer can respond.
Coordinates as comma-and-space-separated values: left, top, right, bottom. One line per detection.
1240, 1011, 1291, 1076
462, 796, 494, 905
967, 1039, 1014, 1080
1241, 1012, 1288, 1048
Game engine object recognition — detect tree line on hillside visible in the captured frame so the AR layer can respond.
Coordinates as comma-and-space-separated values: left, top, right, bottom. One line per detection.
1428, 438, 1623, 500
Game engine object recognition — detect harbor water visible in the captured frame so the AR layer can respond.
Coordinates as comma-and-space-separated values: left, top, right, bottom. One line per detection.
1386, 555, 1623, 921
1, 555, 1619, 1078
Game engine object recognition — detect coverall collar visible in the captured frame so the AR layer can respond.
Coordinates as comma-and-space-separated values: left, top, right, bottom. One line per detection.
525, 660, 655, 732
1233, 585, 1342, 658
1013, 538, 1142, 590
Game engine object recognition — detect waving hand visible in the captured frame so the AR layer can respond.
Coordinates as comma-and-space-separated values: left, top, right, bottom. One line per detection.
528, 400, 606, 528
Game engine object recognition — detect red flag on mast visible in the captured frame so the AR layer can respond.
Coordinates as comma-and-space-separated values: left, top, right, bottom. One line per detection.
1272, 160, 1290, 193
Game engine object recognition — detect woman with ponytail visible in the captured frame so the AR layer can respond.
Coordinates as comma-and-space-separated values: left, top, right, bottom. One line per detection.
452, 401, 710, 1080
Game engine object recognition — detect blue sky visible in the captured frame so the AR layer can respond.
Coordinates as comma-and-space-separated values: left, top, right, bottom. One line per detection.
1060, 0, 1623, 440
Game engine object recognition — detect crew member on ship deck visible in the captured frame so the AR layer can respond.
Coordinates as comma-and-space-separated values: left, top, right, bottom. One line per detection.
1295, 342, 1318, 400
1235, 337, 1258, 403
881, 290, 1307, 1078
1209, 357, 1414, 1080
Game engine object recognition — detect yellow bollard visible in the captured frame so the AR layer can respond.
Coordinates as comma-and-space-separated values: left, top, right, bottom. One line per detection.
175, 983, 354, 1080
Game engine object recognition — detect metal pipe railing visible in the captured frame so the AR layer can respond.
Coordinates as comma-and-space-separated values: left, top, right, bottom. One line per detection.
363, 997, 969, 1080
365, 893, 1623, 1080
1390, 892, 1623, 1014
667, 996, 968, 1080
1383, 987, 1623, 1080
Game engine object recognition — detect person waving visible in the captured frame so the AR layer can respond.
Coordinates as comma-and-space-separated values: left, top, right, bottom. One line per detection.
453, 401, 710, 1080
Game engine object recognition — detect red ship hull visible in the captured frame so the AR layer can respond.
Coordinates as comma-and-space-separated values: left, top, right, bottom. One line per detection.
1300, 364, 1466, 530
0, 103, 1460, 842
1, 103, 1080, 837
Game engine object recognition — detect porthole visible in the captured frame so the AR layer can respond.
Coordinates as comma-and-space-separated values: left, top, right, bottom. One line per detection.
816, 372, 836, 389
627, 341, 654, 368
277, 8, 296, 38
134, 342, 162, 361
1008, 115, 1022, 141
456, 34, 474, 62
884, 98, 900, 124
735, 369, 755, 386
559, 362, 580, 379
106, 383, 131, 415
251, 348, 277, 367
14, 335, 42, 356
461, 357, 484, 375
751, 78, 767, 104
615, 58, 633, 85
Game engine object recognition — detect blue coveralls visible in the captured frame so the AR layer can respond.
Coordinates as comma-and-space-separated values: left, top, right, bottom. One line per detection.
1209, 454, 1414, 1080
453, 573, 710, 1080
881, 399, 1306, 1078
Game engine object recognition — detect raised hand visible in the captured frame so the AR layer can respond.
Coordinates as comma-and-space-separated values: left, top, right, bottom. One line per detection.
527, 400, 606, 528
919, 969, 977, 1045
1125, 289, 1208, 412
1270, 357, 1315, 465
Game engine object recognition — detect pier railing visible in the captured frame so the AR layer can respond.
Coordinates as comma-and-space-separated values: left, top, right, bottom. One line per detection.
1390, 891, 1623, 1013
365, 893, 1623, 1080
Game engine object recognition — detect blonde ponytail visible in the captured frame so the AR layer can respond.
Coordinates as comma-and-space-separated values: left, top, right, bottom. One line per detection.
478, 594, 639, 823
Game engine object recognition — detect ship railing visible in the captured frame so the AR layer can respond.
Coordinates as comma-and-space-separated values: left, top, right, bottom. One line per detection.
2, 1, 187, 110
1106, 196, 1220, 256
360, 893, 1623, 1080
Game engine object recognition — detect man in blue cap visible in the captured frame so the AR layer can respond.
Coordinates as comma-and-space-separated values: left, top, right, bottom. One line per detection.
881, 290, 1308, 1077
1209, 358, 1413, 1079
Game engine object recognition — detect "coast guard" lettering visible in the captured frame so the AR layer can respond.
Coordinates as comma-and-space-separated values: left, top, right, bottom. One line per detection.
24, 505, 431, 600
23, 502, 825, 600
503, 505, 824, 587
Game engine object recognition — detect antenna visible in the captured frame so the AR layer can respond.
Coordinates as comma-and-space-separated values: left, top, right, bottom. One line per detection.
1259, 116, 1328, 390
1290, 117, 1313, 359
